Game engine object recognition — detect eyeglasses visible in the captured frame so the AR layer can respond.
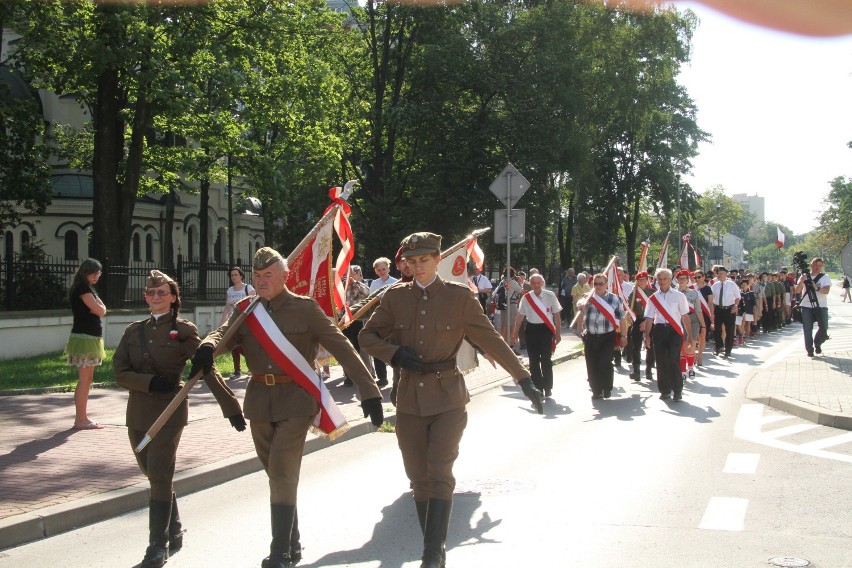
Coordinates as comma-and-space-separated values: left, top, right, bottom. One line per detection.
145, 289, 171, 298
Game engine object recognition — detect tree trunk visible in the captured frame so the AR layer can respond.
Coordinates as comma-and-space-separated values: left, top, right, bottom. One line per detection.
199, 177, 210, 300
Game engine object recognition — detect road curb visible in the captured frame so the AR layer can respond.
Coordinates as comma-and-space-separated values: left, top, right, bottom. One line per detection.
749, 394, 852, 431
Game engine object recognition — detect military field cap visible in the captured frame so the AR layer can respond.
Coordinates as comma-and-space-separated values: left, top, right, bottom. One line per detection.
399, 232, 442, 257
634, 271, 649, 280
147, 270, 175, 289
254, 246, 284, 270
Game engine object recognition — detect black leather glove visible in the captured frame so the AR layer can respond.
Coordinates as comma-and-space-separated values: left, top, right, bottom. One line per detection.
149, 375, 173, 393
189, 344, 215, 378
518, 377, 544, 415
390, 378, 399, 407
390, 346, 423, 372
228, 414, 247, 432
361, 397, 384, 427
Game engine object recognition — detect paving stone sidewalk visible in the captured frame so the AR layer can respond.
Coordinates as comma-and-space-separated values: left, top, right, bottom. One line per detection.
0, 329, 583, 550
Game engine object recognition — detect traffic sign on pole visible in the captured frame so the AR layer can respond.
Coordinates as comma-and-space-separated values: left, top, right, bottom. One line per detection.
489, 163, 530, 209
494, 209, 526, 244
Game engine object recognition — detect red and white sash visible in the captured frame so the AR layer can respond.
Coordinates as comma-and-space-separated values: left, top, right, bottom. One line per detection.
648, 293, 684, 337
527, 292, 558, 351
237, 299, 348, 439
690, 284, 712, 318
587, 293, 619, 330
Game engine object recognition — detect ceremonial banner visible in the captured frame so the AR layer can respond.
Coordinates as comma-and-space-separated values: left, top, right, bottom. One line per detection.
638, 241, 649, 274
437, 235, 480, 372
286, 220, 334, 317
679, 233, 691, 269
656, 232, 671, 271
776, 227, 785, 249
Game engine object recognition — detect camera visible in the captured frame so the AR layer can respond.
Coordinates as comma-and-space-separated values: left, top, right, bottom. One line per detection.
793, 251, 809, 274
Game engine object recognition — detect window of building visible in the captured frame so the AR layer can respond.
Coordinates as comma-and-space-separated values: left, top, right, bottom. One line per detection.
21, 230, 30, 251
65, 230, 79, 260
4, 232, 12, 258
145, 234, 154, 262
132, 233, 141, 261
214, 229, 223, 262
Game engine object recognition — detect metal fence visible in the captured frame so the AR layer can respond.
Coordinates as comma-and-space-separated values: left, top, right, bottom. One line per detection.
1, 254, 252, 311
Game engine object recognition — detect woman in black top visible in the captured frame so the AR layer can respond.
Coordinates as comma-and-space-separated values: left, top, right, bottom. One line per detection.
64, 258, 107, 430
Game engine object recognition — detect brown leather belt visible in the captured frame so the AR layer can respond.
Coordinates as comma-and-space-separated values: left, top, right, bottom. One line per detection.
418, 360, 457, 373
251, 374, 294, 386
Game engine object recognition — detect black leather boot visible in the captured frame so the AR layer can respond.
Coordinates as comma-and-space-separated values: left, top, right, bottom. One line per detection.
290, 507, 302, 564
415, 500, 428, 534
140, 499, 172, 568
420, 498, 451, 568
169, 492, 184, 552
261, 504, 296, 568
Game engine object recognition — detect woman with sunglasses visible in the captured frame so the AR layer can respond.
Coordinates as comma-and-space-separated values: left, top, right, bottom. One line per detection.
114, 270, 245, 568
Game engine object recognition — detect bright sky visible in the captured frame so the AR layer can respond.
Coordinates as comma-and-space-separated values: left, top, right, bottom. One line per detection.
676, 2, 852, 236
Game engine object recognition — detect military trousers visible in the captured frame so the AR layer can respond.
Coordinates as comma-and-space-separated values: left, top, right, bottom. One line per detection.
629, 324, 655, 374
251, 415, 314, 505
396, 408, 468, 501
129, 427, 182, 501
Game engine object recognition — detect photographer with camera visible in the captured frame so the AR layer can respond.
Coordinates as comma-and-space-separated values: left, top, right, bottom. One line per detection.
794, 255, 832, 357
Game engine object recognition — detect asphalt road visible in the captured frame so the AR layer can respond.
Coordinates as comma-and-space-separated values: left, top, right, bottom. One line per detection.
2, 329, 851, 568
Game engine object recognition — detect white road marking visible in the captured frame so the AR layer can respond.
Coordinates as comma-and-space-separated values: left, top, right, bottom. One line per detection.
762, 423, 820, 439
799, 431, 852, 450
735, 404, 852, 464
723, 453, 760, 474
699, 497, 748, 531
760, 414, 796, 426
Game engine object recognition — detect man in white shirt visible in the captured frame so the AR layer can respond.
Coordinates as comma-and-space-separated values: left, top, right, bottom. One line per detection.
795, 256, 832, 356
643, 268, 692, 401
369, 257, 398, 293
471, 267, 492, 313
710, 266, 741, 358
512, 274, 562, 397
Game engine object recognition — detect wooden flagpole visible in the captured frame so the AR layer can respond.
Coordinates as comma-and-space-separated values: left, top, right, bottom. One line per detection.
134, 295, 262, 453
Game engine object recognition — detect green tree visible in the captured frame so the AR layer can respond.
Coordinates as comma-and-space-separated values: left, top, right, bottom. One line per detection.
815, 175, 852, 259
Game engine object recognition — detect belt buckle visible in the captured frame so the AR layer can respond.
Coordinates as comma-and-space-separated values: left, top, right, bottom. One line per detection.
264, 373, 275, 386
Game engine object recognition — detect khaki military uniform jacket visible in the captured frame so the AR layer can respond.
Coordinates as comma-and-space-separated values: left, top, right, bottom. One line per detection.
203, 288, 380, 423
114, 313, 242, 431
360, 276, 529, 417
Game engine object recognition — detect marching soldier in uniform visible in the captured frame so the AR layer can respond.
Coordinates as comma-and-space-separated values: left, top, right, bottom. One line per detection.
192, 247, 384, 568
360, 232, 543, 568
114, 270, 245, 568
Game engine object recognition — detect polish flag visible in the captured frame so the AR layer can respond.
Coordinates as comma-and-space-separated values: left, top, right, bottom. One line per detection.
286, 222, 335, 317
776, 227, 785, 249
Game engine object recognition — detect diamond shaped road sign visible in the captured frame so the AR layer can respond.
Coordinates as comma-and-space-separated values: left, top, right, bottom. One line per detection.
489, 163, 530, 209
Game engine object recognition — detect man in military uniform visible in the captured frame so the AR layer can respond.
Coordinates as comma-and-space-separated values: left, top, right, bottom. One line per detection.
192, 247, 384, 568
626, 271, 656, 382
360, 232, 543, 568
114, 270, 245, 568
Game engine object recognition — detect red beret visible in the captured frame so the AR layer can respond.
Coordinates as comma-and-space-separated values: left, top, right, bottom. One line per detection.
675, 269, 692, 279
634, 271, 649, 280
394, 246, 404, 264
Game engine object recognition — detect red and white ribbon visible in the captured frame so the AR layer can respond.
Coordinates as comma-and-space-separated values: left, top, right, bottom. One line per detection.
648, 293, 684, 336
238, 299, 348, 439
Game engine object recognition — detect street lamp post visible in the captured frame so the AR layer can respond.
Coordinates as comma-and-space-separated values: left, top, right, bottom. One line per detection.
716, 202, 722, 266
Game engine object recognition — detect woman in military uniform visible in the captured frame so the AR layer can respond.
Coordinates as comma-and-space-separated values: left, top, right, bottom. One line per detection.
114, 270, 245, 568
360, 232, 543, 568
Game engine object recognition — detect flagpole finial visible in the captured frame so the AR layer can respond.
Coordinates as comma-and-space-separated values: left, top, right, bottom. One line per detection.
341, 180, 357, 200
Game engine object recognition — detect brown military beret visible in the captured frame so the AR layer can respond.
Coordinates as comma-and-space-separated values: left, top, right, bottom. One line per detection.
146, 270, 175, 289
253, 246, 284, 270
399, 232, 442, 258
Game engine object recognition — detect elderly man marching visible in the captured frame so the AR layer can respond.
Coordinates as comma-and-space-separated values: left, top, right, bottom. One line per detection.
360, 232, 543, 568
512, 273, 562, 397
643, 268, 694, 401
192, 247, 384, 568
578, 272, 626, 399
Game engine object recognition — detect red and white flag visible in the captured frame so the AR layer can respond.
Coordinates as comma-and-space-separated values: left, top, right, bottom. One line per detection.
679, 233, 691, 269
657, 232, 670, 271
776, 227, 785, 249
466, 239, 485, 271
286, 187, 356, 320
638, 241, 649, 274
